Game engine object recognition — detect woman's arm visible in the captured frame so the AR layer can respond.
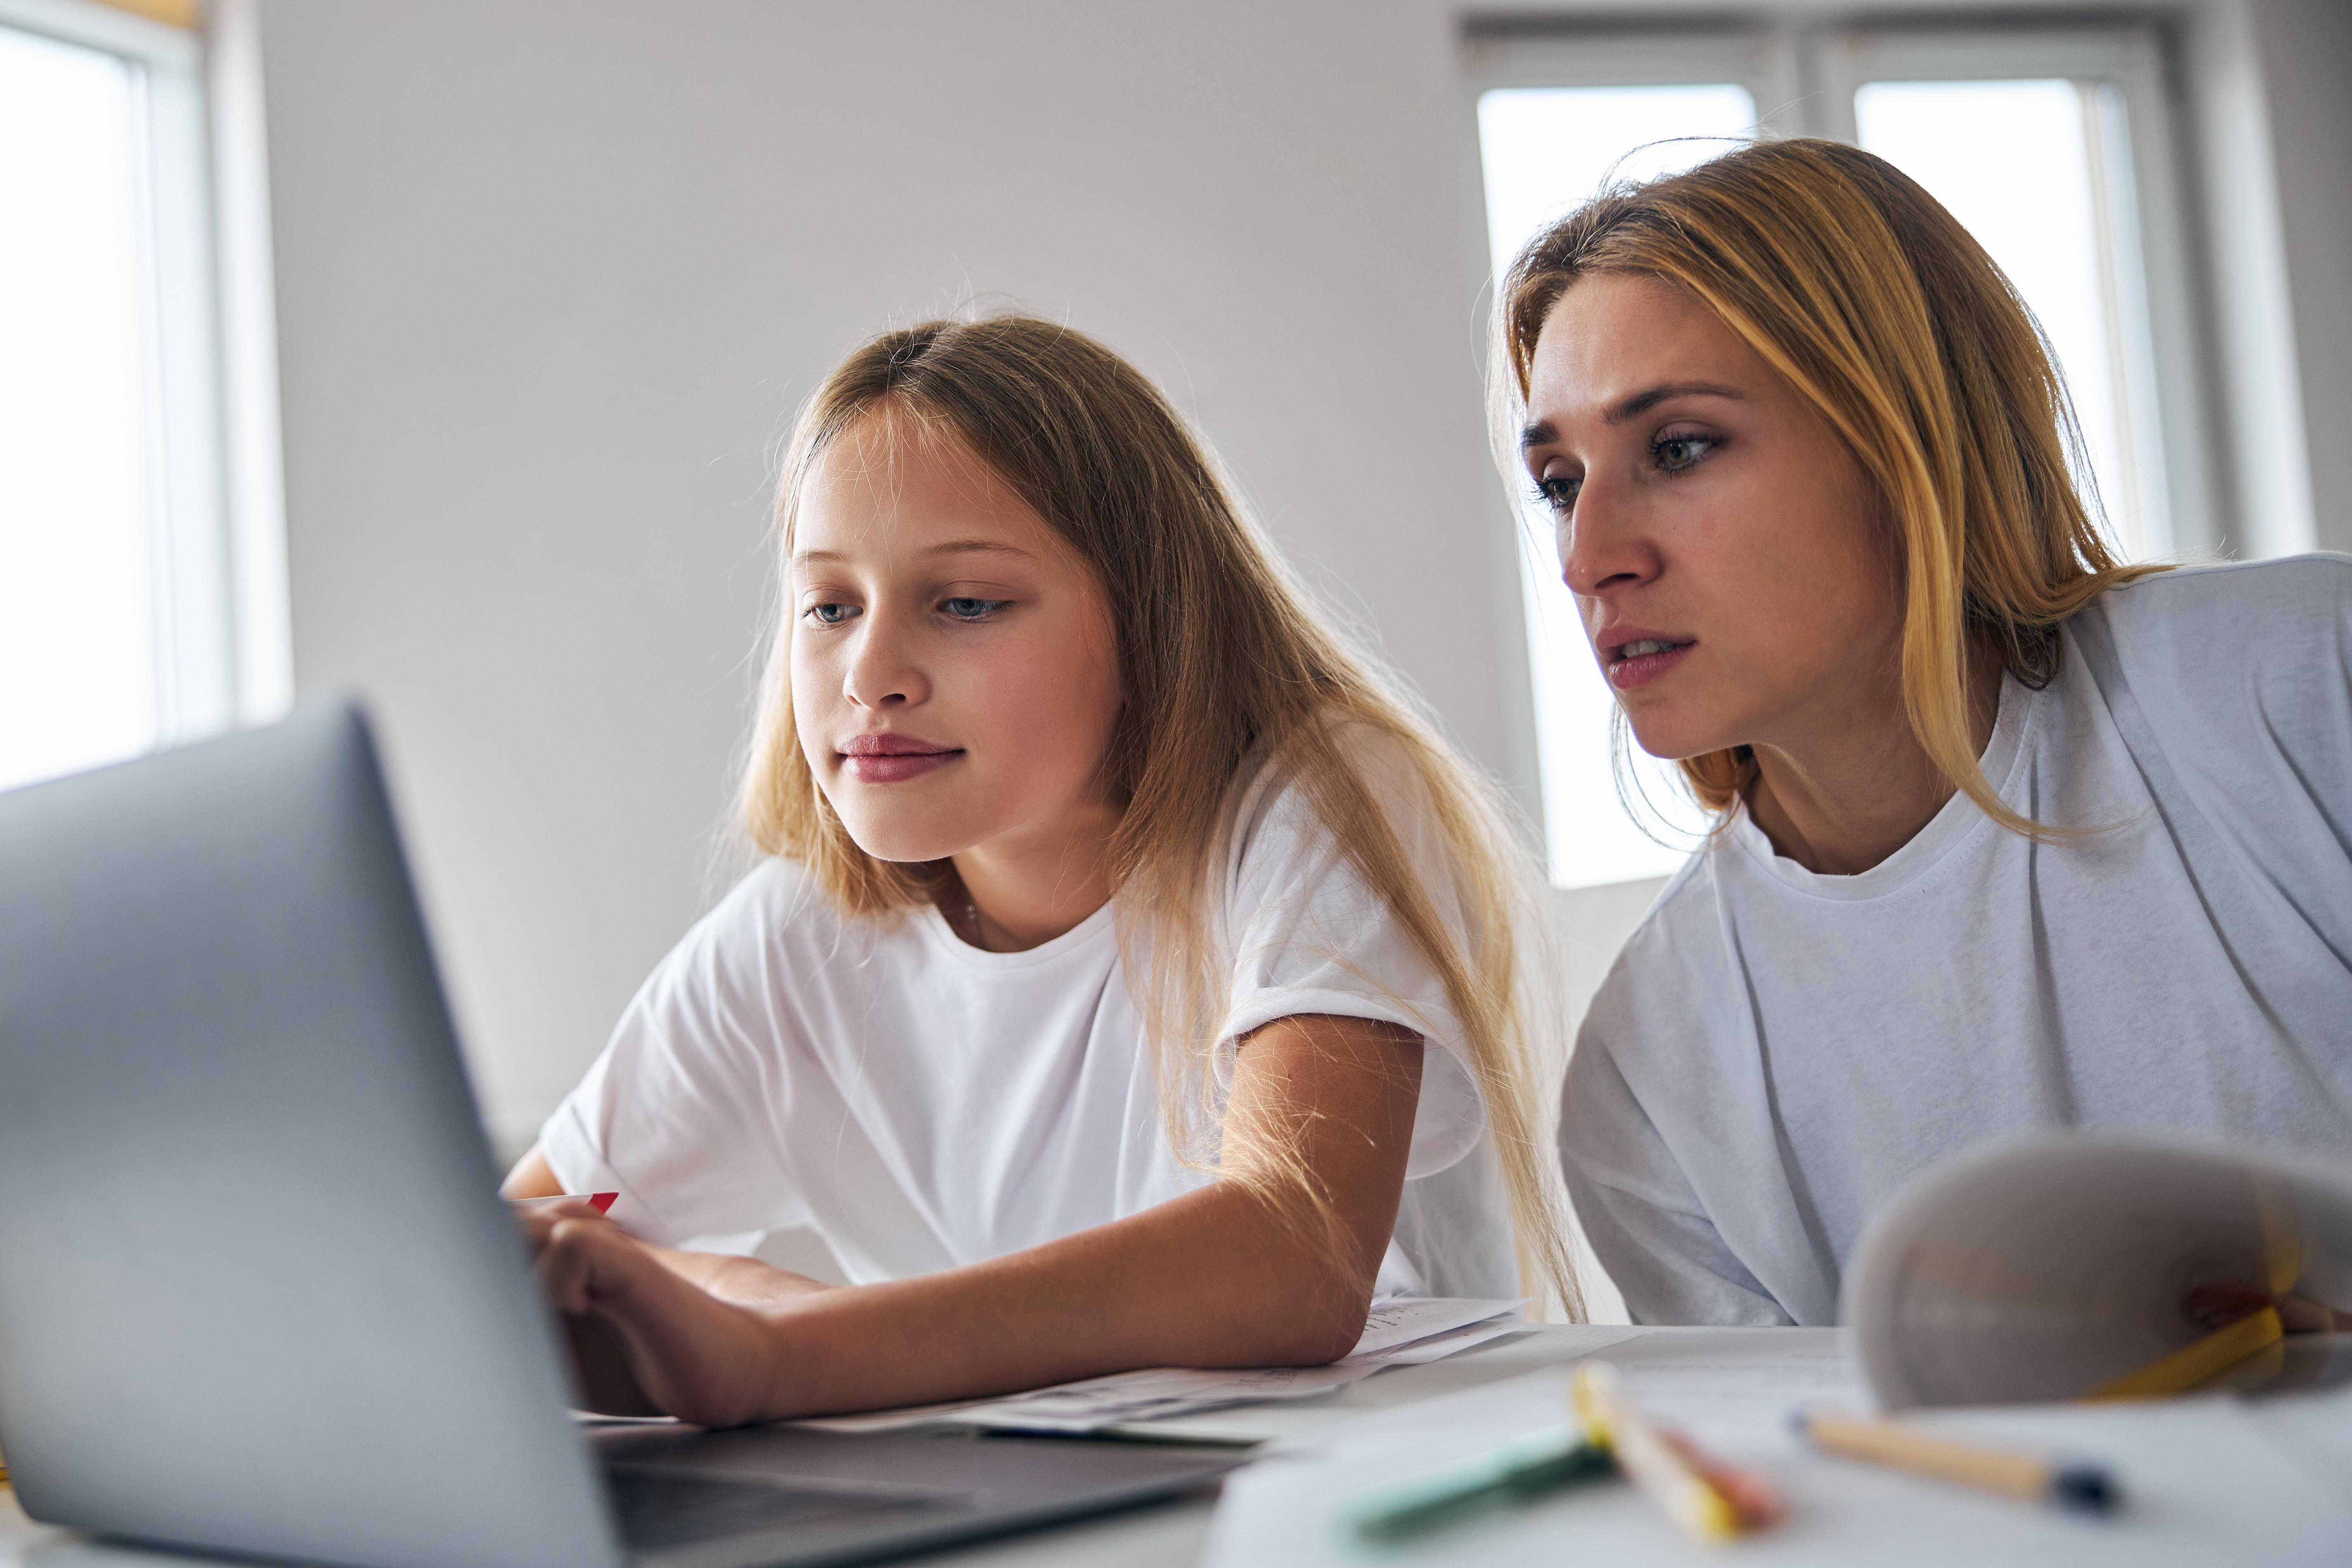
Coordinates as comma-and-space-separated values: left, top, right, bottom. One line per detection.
522, 1013, 1423, 1426
1559, 1027, 1792, 1326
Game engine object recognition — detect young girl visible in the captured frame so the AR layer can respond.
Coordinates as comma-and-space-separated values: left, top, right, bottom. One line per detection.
1506, 139, 2352, 1326
503, 314, 1570, 1424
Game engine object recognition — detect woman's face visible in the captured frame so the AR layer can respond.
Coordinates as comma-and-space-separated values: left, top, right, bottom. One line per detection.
1518, 272, 1901, 764
790, 412, 1124, 865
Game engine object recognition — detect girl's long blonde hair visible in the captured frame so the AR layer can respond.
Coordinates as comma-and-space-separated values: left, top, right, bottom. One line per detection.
1498, 138, 2165, 831
744, 314, 1576, 1313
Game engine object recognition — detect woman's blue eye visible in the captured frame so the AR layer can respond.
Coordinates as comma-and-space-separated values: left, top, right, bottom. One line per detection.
940, 597, 1006, 620
1654, 433, 1717, 472
805, 602, 855, 626
1530, 475, 1580, 512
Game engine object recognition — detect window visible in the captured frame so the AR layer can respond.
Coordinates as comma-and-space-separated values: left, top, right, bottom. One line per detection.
0, 0, 279, 792
1468, 24, 2213, 889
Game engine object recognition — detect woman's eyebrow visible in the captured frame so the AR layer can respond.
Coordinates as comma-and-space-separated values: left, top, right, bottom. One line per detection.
1604, 381, 1747, 425
1520, 382, 1750, 451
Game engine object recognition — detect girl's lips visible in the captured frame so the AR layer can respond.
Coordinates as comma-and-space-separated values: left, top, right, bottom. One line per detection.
1607, 641, 1693, 691
839, 750, 962, 784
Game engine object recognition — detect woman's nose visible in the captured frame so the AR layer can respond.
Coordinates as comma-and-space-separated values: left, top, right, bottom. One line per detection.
1558, 475, 1660, 600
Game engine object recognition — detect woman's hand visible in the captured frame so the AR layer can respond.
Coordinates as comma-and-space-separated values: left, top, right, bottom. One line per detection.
514, 1200, 802, 1428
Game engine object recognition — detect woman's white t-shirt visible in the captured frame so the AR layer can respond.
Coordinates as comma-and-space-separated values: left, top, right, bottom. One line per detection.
543, 750, 1517, 1299
1561, 555, 2352, 1326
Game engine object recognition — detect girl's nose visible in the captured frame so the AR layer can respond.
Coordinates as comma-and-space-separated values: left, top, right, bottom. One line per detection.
841, 617, 930, 710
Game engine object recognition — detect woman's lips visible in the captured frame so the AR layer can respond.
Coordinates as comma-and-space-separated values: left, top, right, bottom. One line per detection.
837, 734, 963, 784
1606, 639, 1694, 691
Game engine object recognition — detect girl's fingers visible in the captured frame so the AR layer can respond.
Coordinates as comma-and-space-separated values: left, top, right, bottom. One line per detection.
514, 1197, 614, 1255
536, 1216, 640, 1315
534, 1221, 593, 1313
528, 1216, 782, 1426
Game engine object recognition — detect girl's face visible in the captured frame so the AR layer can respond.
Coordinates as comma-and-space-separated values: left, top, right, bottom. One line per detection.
1518, 272, 1901, 764
790, 413, 1124, 865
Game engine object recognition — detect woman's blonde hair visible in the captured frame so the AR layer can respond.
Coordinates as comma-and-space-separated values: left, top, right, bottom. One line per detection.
1498, 137, 2165, 830
744, 314, 1576, 1313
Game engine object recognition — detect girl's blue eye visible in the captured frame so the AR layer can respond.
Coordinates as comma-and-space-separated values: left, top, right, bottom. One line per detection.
1654, 432, 1717, 472
940, 597, 1007, 620
805, 602, 855, 626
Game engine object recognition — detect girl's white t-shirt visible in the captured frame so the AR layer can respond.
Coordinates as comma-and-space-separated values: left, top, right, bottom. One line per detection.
1561, 555, 2352, 1327
541, 749, 1516, 1298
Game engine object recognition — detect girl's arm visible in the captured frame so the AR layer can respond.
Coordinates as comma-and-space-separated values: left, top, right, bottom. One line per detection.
520, 1013, 1424, 1426
503, 1147, 838, 1311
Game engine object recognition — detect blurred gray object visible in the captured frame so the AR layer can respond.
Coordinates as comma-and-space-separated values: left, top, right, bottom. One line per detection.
1845, 1132, 2352, 1409
0, 703, 1235, 1568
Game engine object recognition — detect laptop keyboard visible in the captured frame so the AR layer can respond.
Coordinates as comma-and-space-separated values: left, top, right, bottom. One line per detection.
605, 1462, 975, 1552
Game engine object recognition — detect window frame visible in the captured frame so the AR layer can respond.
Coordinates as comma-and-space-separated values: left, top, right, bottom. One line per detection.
1809, 25, 2220, 560
0, 0, 275, 759
1470, 21, 2218, 558
1464, 18, 2229, 889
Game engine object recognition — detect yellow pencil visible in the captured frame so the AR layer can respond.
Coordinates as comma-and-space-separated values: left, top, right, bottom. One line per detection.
1797, 1408, 2119, 1513
1573, 1362, 1778, 1543
2087, 1308, 2283, 1401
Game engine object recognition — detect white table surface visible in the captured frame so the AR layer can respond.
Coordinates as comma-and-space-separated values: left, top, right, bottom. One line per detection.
17, 1326, 2339, 1567
0, 1324, 1658, 1568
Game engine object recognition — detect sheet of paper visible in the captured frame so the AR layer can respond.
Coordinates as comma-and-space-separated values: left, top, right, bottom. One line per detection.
1100, 1325, 1643, 1447
932, 1302, 1529, 1433
1203, 1329, 2352, 1568
796, 1297, 1526, 1435
1362, 1319, 1521, 1368
950, 1365, 1365, 1433
1352, 1297, 1526, 1357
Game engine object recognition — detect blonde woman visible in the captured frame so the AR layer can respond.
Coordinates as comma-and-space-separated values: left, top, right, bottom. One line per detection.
502, 315, 1569, 1424
1504, 139, 2352, 1325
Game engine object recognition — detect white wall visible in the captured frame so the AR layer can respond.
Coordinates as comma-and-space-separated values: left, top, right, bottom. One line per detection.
255, 0, 1537, 1154
250, 0, 2352, 1164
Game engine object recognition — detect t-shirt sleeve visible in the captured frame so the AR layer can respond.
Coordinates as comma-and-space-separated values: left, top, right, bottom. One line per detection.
2105, 555, 2352, 855
538, 867, 815, 1248
1213, 740, 1488, 1180
1560, 1009, 1792, 1327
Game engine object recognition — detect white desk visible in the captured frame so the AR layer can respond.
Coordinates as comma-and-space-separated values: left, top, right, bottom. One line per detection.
9, 1327, 2347, 1567
0, 1325, 1641, 1568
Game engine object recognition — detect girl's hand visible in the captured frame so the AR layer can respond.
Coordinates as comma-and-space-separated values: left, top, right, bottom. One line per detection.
498, 1012, 1423, 1420
514, 1201, 798, 1428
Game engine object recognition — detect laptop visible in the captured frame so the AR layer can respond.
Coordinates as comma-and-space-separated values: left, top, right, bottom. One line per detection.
0, 703, 1240, 1568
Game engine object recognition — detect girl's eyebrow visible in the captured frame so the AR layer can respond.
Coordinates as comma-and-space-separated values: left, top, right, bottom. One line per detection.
789, 540, 1039, 569
921, 540, 1038, 561
1520, 381, 1749, 449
